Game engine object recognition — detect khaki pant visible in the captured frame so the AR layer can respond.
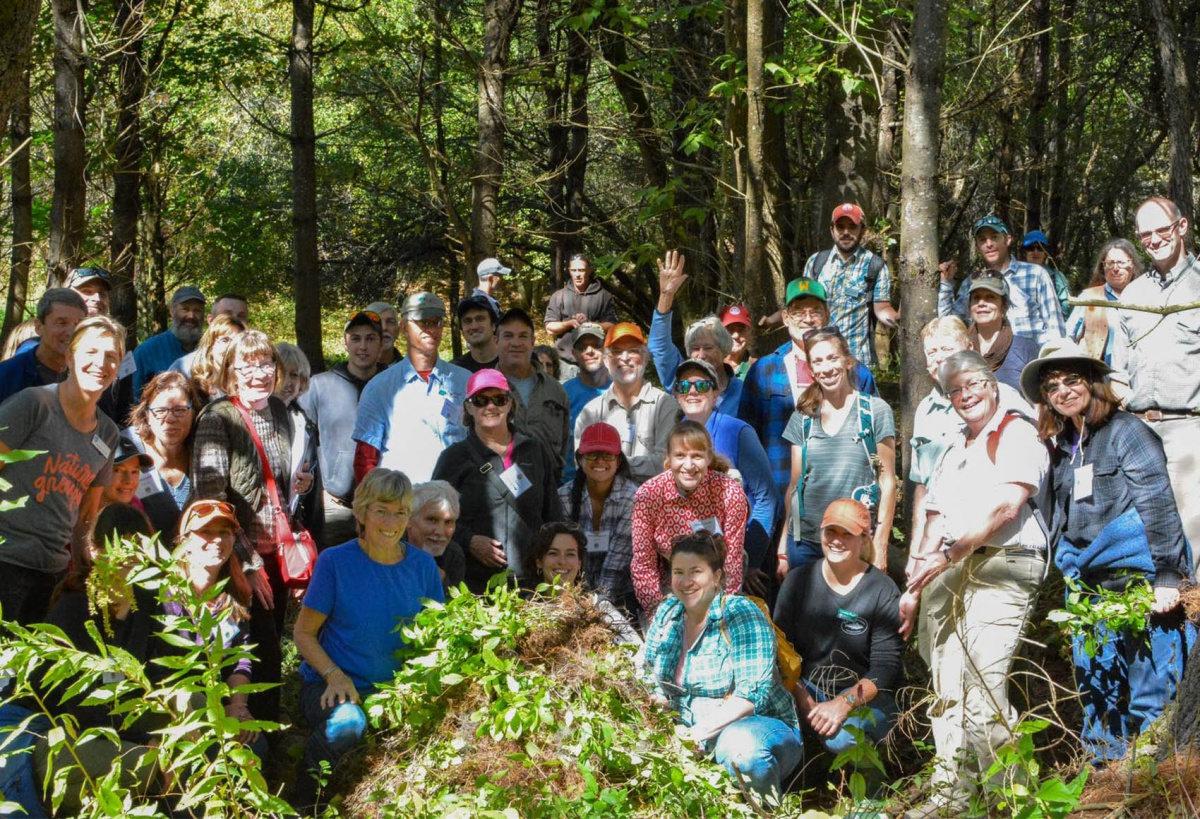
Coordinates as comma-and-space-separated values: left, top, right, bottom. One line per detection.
919, 548, 1044, 799
1148, 417, 1200, 572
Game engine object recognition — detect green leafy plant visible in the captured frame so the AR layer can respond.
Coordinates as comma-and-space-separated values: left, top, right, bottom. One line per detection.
981, 718, 1088, 819
1047, 577, 1155, 658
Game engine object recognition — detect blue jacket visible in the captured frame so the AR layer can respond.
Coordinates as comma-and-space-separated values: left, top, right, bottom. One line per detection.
706, 412, 781, 572
0, 347, 47, 406
648, 309, 743, 415
133, 331, 186, 396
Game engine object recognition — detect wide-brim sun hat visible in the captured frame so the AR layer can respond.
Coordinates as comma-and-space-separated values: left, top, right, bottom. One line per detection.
1019, 338, 1114, 405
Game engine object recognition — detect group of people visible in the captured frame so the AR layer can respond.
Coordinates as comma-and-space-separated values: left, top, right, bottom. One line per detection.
0, 193, 1196, 815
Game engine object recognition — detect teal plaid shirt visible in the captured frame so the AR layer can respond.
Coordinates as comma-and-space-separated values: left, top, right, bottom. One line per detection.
805, 247, 892, 367
637, 593, 798, 730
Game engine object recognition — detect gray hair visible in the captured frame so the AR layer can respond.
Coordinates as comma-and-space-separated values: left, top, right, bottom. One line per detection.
411, 480, 460, 518
936, 350, 997, 391
684, 316, 733, 358
352, 468, 414, 522
366, 301, 395, 315
37, 288, 88, 323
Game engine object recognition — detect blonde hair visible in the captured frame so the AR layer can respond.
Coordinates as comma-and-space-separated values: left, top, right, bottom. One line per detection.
353, 468, 415, 526
192, 315, 246, 400
920, 316, 970, 347
69, 315, 126, 360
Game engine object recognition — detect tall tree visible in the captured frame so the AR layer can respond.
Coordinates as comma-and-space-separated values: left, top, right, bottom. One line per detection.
1146, 0, 1194, 212
48, 0, 89, 287
3, 70, 34, 347
291, 0, 323, 370
110, 0, 147, 333
0, 0, 42, 138
1023, 0, 1051, 232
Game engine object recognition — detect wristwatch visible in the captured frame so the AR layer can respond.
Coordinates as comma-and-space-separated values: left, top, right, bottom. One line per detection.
844, 690, 860, 707
940, 532, 957, 564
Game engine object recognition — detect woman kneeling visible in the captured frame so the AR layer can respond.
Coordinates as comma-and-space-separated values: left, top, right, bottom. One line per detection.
637, 531, 801, 800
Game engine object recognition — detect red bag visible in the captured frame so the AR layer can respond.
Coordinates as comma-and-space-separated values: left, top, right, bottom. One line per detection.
231, 399, 318, 588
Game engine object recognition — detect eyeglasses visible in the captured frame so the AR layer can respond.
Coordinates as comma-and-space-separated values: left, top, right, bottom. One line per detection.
801, 325, 843, 343
414, 317, 445, 329
1041, 373, 1085, 398
674, 379, 715, 395
1102, 259, 1133, 270
469, 393, 512, 408
148, 405, 193, 419
1137, 219, 1181, 246
946, 377, 993, 402
582, 452, 616, 463
235, 362, 275, 376
607, 347, 645, 360
787, 307, 825, 320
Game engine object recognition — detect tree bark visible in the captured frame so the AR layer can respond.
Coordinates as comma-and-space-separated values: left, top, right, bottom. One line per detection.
818, 40, 879, 227
110, 0, 146, 335
48, 0, 89, 287
1146, 0, 1194, 213
291, 0, 323, 372
563, 0, 590, 259
0, 0, 41, 142
536, 0, 566, 286
1046, 0, 1076, 250
3, 70, 34, 348
1024, 0, 1051, 232
898, 0, 948, 530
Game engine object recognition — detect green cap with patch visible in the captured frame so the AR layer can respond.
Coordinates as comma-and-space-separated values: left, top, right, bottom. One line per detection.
785, 277, 827, 305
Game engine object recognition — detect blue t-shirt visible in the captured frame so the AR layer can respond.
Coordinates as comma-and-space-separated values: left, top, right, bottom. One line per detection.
298, 540, 444, 692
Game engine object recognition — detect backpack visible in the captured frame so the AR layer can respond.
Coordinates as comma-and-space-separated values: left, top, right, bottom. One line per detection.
718, 594, 803, 693
810, 248, 887, 338
984, 409, 1054, 546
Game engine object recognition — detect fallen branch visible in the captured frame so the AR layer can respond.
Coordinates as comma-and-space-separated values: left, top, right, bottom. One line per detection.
1067, 298, 1200, 316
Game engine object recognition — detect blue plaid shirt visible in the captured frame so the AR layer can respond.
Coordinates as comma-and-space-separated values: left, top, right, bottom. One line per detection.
805, 248, 892, 367
738, 341, 878, 499
637, 592, 798, 730
938, 259, 1066, 347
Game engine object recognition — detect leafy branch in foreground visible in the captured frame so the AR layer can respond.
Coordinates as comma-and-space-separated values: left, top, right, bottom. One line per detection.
1047, 577, 1155, 659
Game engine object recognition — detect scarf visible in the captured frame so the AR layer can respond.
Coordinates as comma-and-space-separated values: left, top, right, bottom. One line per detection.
974, 321, 1014, 371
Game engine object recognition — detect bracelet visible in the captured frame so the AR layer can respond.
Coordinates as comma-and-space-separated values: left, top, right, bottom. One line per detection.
321, 665, 341, 680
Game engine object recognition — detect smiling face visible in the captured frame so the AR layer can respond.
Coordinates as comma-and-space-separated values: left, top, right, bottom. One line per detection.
460, 308, 496, 349
831, 216, 864, 254
667, 439, 710, 495
358, 499, 411, 551
73, 281, 111, 317
1136, 201, 1188, 271
405, 316, 444, 357
573, 337, 605, 375
969, 289, 1005, 328
171, 299, 206, 345
605, 338, 647, 387
186, 519, 235, 572
146, 387, 194, 446
784, 297, 828, 344
70, 328, 121, 394
807, 339, 850, 394
726, 321, 752, 357
580, 449, 618, 485
104, 458, 142, 505
345, 327, 382, 373
232, 353, 276, 407
407, 502, 457, 557
922, 332, 967, 379
1102, 248, 1136, 293
1041, 367, 1093, 420
539, 533, 583, 585
670, 550, 722, 615
946, 371, 999, 430
821, 523, 868, 569
466, 388, 512, 433
686, 330, 723, 371
38, 302, 86, 363
674, 372, 719, 420
974, 228, 1011, 268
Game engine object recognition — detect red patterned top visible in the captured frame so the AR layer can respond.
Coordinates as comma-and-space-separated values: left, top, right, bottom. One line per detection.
631, 469, 749, 615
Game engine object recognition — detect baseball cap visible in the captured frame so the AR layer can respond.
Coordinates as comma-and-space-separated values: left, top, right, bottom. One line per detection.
972, 215, 1010, 236
466, 368, 511, 398
1021, 230, 1050, 249
114, 437, 153, 468
831, 203, 864, 226
572, 322, 606, 347
821, 498, 871, 536
577, 422, 622, 456
477, 258, 512, 281
171, 286, 206, 306
401, 292, 447, 321
456, 295, 499, 321
967, 271, 1009, 300
675, 357, 719, 383
65, 268, 112, 291
718, 304, 753, 328
604, 322, 647, 348
179, 499, 240, 538
785, 277, 827, 305
344, 310, 384, 335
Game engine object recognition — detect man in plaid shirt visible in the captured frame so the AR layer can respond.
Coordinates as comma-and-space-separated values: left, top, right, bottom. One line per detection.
937, 214, 1066, 347
803, 202, 899, 368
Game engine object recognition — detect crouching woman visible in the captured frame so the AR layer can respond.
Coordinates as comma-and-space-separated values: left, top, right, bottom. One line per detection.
291, 468, 444, 810
637, 531, 801, 801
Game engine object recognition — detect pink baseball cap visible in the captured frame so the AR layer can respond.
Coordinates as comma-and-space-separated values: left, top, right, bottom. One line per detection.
577, 422, 622, 455
719, 304, 753, 328
466, 368, 511, 398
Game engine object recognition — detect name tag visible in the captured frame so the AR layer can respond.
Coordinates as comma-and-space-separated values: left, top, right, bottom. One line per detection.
587, 531, 611, 555
620, 423, 636, 445
499, 464, 532, 497
1073, 464, 1094, 502
118, 351, 137, 380
441, 397, 459, 421
136, 469, 165, 500
690, 517, 723, 537
215, 616, 241, 648
92, 434, 111, 458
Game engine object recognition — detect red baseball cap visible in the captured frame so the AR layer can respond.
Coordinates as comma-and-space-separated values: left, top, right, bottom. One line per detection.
604, 322, 647, 348
831, 203, 864, 226
577, 422, 622, 455
719, 304, 753, 328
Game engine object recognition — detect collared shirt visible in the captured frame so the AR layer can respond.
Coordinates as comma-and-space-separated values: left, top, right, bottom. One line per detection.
908, 384, 1033, 485
352, 356, 470, 483
630, 470, 748, 614
637, 592, 798, 730
559, 474, 637, 606
133, 330, 186, 396
938, 259, 1066, 347
574, 381, 679, 484
508, 369, 571, 474
647, 310, 743, 416
738, 340, 878, 499
1112, 253, 1200, 412
926, 409, 1050, 551
805, 247, 892, 367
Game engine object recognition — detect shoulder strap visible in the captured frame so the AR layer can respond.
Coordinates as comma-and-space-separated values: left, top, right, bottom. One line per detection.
865, 253, 884, 292
856, 392, 877, 460
985, 409, 1053, 544
230, 398, 295, 547
811, 249, 832, 280
469, 440, 540, 531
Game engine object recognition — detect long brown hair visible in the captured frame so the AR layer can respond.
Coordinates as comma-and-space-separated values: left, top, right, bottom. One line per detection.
665, 420, 731, 474
1034, 363, 1120, 441
1088, 238, 1144, 287
174, 513, 253, 622
796, 330, 856, 417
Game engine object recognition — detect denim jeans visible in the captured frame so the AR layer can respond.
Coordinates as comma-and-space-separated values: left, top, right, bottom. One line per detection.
292, 679, 369, 811
711, 715, 803, 798
803, 679, 897, 756
1073, 603, 1189, 761
786, 537, 823, 574
0, 704, 49, 818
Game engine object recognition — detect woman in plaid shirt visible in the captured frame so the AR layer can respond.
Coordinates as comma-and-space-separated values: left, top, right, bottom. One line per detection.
637, 531, 801, 799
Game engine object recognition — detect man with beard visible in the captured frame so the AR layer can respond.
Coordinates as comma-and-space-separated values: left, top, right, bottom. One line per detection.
353, 292, 470, 484
452, 295, 500, 373
407, 480, 466, 593
574, 323, 677, 484
366, 300, 401, 366
496, 307, 571, 476
132, 286, 206, 395
65, 267, 137, 425
561, 323, 612, 484
0, 289, 87, 405
544, 253, 618, 365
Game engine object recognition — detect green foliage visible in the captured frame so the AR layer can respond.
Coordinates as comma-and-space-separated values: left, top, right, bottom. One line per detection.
1047, 577, 1155, 658
981, 719, 1088, 819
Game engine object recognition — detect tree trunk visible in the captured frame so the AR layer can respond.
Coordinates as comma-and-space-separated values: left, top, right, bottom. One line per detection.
872, 29, 901, 227
110, 0, 146, 336
818, 41, 879, 228
0, 0, 41, 141
48, 0, 89, 287
470, 0, 522, 276
724, 0, 747, 293
563, 0, 589, 259
536, 0, 566, 286
898, 0, 948, 530
1046, 0, 1076, 251
291, 0, 323, 372
1024, 0, 1050, 232
1147, 0, 1194, 213
3, 70, 34, 347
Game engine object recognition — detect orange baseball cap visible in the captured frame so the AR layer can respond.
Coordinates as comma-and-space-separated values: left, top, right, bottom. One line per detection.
604, 322, 647, 348
820, 498, 871, 536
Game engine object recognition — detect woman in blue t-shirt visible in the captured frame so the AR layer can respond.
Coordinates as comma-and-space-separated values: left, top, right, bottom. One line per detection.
291, 468, 444, 811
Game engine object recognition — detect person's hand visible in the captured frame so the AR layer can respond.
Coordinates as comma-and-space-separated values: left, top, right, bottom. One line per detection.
225, 701, 260, 745
774, 551, 789, 584
1153, 585, 1181, 614
571, 312, 587, 325
293, 463, 314, 495
657, 250, 688, 297
758, 311, 783, 329
250, 570, 274, 610
906, 551, 950, 595
320, 669, 361, 709
898, 589, 921, 641
469, 535, 507, 568
743, 568, 770, 599
806, 697, 851, 738
938, 260, 957, 282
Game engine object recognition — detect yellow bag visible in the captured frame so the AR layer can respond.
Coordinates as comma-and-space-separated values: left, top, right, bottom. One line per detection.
718, 594, 803, 693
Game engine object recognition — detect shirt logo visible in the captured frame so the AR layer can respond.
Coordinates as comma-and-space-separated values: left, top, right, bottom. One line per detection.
837, 608, 867, 636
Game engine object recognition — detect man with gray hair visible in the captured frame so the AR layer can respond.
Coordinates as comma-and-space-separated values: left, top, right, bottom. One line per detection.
133, 285, 207, 394
366, 300, 401, 366
649, 250, 743, 414
0, 289, 87, 405
407, 480, 465, 592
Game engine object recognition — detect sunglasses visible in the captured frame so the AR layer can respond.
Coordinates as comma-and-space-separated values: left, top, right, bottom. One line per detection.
674, 379, 715, 395
349, 310, 381, 323
582, 452, 617, 462
469, 392, 512, 408
801, 325, 843, 343
181, 499, 237, 530
1041, 373, 1085, 398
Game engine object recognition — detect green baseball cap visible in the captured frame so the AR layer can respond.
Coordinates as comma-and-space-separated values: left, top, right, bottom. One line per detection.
401, 292, 447, 321
972, 215, 1009, 236
785, 277, 827, 305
